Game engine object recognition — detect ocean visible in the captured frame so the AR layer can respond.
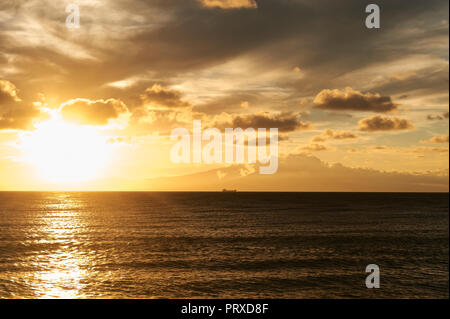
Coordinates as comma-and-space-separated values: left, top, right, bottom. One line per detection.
0, 192, 448, 299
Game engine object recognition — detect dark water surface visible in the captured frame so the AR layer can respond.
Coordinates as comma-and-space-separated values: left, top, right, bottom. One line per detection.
0, 192, 448, 298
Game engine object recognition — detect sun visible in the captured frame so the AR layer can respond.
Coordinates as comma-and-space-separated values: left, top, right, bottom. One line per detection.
21, 115, 111, 184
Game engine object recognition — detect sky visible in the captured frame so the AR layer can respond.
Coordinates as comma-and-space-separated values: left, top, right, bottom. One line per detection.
0, 0, 448, 191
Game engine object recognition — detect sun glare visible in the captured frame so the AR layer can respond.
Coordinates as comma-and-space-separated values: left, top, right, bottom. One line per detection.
21, 116, 111, 184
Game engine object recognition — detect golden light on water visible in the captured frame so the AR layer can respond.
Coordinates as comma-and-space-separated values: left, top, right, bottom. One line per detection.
29, 195, 89, 298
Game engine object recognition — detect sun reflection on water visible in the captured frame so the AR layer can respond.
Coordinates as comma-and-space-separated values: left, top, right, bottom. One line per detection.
30, 194, 90, 298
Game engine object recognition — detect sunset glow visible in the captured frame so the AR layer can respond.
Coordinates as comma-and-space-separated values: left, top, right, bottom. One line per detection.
20, 115, 111, 183
0, 0, 448, 303
0, 0, 448, 191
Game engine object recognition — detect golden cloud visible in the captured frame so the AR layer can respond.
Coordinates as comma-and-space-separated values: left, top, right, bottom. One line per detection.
199, 0, 257, 9
312, 129, 358, 142
140, 84, 191, 109
421, 134, 449, 144
0, 80, 21, 104
358, 115, 414, 132
299, 144, 328, 152
223, 112, 312, 133
60, 98, 128, 126
427, 111, 449, 121
0, 80, 43, 130
314, 87, 399, 113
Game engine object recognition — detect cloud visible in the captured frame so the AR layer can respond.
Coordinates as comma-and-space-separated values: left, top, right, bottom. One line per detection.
220, 112, 312, 133
1, 0, 447, 114
421, 134, 449, 144
199, 0, 258, 9
130, 108, 196, 136
194, 92, 260, 114
299, 144, 328, 152
0, 80, 42, 130
427, 114, 444, 120
389, 71, 417, 81
427, 111, 449, 120
60, 98, 128, 126
313, 87, 399, 113
350, 144, 448, 156
236, 134, 290, 146
369, 145, 388, 150
140, 84, 191, 109
0, 80, 21, 104
358, 115, 414, 132
411, 146, 449, 154
312, 129, 358, 142
367, 57, 449, 106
